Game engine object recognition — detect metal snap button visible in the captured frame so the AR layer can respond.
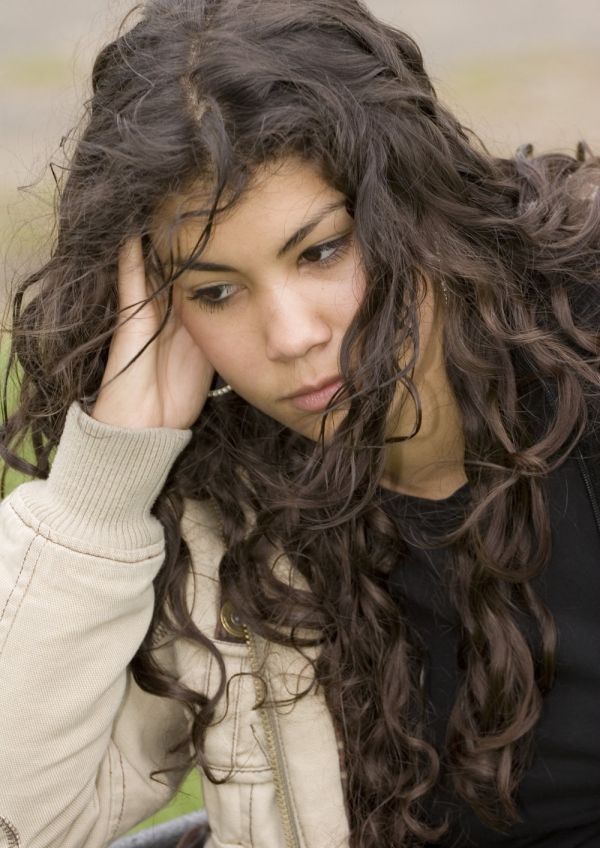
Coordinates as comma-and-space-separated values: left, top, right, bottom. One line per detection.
220, 600, 246, 639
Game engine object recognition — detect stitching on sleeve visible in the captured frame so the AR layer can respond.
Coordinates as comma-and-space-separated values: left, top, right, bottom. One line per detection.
105, 743, 127, 843
0, 538, 45, 664
106, 745, 115, 838
0, 816, 21, 848
0, 534, 36, 625
42, 541, 161, 564
9, 499, 163, 565
114, 749, 127, 838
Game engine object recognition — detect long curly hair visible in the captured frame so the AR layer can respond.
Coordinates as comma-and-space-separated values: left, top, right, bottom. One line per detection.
3, 0, 600, 844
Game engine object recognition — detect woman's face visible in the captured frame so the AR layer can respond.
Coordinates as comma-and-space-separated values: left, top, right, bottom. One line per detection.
157, 159, 365, 440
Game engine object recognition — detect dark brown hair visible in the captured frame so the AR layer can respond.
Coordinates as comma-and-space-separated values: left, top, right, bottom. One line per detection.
3, 0, 600, 844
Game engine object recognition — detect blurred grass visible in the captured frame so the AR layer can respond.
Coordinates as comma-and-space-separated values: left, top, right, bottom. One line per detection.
126, 770, 203, 835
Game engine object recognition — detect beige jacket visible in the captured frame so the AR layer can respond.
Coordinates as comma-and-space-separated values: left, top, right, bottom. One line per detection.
0, 404, 349, 848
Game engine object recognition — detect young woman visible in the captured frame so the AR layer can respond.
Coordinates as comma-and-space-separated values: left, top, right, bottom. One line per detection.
1, 1, 600, 846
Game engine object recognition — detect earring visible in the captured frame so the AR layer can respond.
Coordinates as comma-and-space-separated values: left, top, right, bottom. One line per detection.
440, 279, 449, 305
207, 383, 233, 398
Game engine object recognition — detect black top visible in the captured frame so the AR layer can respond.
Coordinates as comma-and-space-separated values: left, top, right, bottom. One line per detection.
381, 455, 600, 847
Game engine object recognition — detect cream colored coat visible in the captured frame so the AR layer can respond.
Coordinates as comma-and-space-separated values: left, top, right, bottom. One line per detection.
0, 405, 349, 848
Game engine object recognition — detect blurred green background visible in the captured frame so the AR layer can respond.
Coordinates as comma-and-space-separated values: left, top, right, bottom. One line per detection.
124, 770, 203, 834
1, 0, 600, 836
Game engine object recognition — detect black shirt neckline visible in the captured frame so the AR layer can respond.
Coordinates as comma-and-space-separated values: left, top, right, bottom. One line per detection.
378, 481, 471, 542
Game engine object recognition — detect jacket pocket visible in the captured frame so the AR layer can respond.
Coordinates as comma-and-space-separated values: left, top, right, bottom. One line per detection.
202, 780, 285, 848
204, 835, 244, 848
179, 640, 273, 782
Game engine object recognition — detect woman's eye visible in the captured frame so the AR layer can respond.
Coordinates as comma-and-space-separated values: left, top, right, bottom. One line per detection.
186, 283, 238, 310
300, 234, 351, 266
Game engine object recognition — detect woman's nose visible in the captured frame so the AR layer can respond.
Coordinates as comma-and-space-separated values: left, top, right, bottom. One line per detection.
262, 285, 333, 362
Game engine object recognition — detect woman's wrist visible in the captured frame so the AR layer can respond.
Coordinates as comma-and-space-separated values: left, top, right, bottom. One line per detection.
16, 403, 192, 550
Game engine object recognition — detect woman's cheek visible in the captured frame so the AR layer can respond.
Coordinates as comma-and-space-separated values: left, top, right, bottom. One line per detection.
174, 294, 215, 354
333, 265, 366, 326
175, 298, 255, 395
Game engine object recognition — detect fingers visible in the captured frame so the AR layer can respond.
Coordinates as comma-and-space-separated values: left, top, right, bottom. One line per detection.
107, 237, 162, 377
117, 236, 170, 341
117, 237, 147, 315
94, 237, 214, 428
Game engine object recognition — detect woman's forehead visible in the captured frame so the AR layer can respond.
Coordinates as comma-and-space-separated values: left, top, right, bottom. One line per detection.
154, 159, 347, 258
159, 158, 330, 216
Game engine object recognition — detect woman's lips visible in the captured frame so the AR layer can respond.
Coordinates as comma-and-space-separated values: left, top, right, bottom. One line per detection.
288, 378, 345, 412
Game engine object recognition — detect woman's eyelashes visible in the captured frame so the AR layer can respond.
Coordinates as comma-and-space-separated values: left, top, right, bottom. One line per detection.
186, 282, 239, 311
185, 232, 353, 311
298, 232, 352, 267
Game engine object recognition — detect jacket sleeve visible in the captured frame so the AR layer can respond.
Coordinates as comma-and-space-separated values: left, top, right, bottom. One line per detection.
0, 403, 193, 848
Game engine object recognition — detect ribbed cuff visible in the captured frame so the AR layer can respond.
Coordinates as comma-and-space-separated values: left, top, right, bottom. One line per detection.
19, 403, 192, 550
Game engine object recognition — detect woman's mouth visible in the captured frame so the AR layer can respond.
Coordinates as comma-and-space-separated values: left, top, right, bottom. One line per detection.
287, 377, 345, 412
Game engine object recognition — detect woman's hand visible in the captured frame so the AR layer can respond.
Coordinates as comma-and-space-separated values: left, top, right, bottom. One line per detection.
91, 237, 213, 430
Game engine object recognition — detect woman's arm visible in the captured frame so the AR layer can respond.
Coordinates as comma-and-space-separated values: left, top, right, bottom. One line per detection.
0, 404, 192, 847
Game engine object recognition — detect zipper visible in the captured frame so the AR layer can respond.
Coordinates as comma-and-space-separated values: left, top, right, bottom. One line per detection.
243, 624, 303, 848
539, 381, 600, 536
209, 498, 302, 848
574, 449, 600, 536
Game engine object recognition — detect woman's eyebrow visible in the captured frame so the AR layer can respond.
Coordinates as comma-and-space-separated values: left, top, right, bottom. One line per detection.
276, 199, 347, 259
179, 198, 347, 273
185, 260, 236, 273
